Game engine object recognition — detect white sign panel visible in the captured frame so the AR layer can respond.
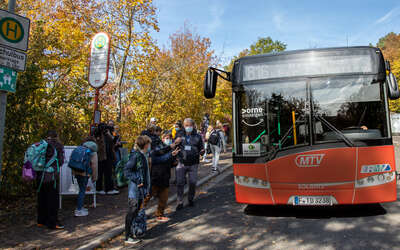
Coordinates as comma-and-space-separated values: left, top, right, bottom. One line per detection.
0, 9, 30, 51
243, 143, 261, 156
391, 113, 400, 134
88, 32, 110, 89
60, 146, 96, 196
0, 45, 25, 71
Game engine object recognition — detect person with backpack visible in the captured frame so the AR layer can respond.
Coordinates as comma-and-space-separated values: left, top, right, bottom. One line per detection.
124, 135, 152, 245
71, 137, 98, 217
207, 124, 225, 173
36, 130, 65, 230
200, 115, 211, 163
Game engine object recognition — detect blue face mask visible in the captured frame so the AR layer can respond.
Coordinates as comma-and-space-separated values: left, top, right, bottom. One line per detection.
175, 127, 180, 131
185, 126, 193, 133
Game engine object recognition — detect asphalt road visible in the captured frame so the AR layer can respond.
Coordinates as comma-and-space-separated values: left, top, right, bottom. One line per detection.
107, 169, 400, 250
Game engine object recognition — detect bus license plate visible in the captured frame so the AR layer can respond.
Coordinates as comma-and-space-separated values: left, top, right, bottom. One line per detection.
294, 196, 332, 206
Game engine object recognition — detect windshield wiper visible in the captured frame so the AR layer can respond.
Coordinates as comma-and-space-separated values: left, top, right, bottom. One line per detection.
314, 113, 355, 147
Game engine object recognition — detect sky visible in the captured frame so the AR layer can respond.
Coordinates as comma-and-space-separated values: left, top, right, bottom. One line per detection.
152, 0, 400, 65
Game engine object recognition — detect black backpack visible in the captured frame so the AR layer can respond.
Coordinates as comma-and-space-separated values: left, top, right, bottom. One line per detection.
208, 130, 220, 145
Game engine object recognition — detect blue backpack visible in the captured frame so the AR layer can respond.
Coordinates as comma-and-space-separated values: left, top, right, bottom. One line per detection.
68, 146, 92, 174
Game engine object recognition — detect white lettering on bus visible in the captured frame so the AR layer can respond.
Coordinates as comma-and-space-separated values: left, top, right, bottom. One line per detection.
295, 154, 325, 167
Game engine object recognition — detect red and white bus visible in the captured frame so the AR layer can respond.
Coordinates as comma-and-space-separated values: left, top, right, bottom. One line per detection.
205, 46, 399, 205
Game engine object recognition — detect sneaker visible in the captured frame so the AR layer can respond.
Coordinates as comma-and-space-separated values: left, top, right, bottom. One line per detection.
107, 190, 120, 195
156, 216, 170, 222
125, 237, 141, 245
176, 204, 184, 211
188, 200, 194, 207
97, 190, 106, 195
203, 159, 211, 163
75, 207, 88, 213
75, 209, 89, 217
48, 224, 65, 230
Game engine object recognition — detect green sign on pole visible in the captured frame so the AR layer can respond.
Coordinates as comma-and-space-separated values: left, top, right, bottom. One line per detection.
0, 66, 16, 93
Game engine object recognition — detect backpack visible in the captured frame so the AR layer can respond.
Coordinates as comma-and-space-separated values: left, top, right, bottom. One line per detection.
68, 146, 92, 174
131, 209, 147, 238
23, 140, 58, 190
208, 130, 221, 145
116, 148, 129, 187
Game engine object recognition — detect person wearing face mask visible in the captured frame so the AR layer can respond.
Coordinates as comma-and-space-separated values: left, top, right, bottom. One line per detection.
175, 118, 205, 210
144, 131, 180, 222
172, 120, 184, 140
124, 135, 152, 245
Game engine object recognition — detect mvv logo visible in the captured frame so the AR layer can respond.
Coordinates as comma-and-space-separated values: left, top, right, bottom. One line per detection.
295, 154, 325, 167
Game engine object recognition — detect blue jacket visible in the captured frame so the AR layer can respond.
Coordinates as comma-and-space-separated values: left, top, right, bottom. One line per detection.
124, 149, 151, 199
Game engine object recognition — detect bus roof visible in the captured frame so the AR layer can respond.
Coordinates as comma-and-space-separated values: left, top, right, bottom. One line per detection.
236, 46, 381, 63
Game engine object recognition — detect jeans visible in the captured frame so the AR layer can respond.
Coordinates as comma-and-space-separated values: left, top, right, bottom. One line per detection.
223, 135, 227, 152
210, 144, 221, 171
176, 163, 198, 204
76, 175, 89, 210
203, 142, 208, 158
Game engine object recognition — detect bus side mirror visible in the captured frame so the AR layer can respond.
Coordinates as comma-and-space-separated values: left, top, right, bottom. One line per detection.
204, 68, 217, 99
387, 72, 400, 100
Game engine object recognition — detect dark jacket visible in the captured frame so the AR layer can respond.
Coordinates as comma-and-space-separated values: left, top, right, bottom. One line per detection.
140, 129, 151, 136
124, 149, 151, 192
178, 129, 204, 166
149, 134, 163, 150
104, 133, 116, 163
45, 138, 64, 170
150, 144, 174, 188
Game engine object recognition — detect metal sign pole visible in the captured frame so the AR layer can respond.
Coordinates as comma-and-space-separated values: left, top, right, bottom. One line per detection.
0, 0, 16, 186
93, 88, 100, 124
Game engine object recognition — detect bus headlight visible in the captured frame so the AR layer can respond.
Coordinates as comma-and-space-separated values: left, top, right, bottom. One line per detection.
355, 172, 395, 188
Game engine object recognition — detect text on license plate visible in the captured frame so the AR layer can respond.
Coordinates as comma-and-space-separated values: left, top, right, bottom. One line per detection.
294, 196, 332, 206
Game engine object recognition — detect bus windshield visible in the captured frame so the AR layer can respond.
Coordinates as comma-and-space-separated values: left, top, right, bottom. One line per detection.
312, 75, 388, 142
237, 75, 388, 157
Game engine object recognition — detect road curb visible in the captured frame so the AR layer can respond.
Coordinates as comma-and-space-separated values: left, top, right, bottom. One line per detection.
76, 163, 232, 250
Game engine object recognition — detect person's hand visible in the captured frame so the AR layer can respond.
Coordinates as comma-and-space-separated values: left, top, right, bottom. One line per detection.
200, 149, 205, 155
175, 137, 183, 144
171, 137, 182, 148
172, 147, 180, 156
138, 183, 144, 188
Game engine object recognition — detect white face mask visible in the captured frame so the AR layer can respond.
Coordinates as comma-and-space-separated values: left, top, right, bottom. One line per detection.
163, 139, 172, 145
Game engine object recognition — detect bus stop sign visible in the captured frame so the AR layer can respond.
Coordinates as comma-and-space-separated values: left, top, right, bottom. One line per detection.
0, 9, 30, 51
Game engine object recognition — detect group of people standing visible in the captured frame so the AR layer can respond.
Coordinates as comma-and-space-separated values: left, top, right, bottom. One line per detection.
124, 116, 229, 245
32, 115, 229, 246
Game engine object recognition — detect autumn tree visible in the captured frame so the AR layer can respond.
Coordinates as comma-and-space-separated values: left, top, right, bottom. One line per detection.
98, 0, 159, 122
226, 36, 286, 71
376, 32, 400, 112
117, 26, 229, 141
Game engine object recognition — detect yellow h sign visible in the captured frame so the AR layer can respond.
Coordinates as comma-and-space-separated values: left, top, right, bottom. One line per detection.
0, 17, 23, 43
